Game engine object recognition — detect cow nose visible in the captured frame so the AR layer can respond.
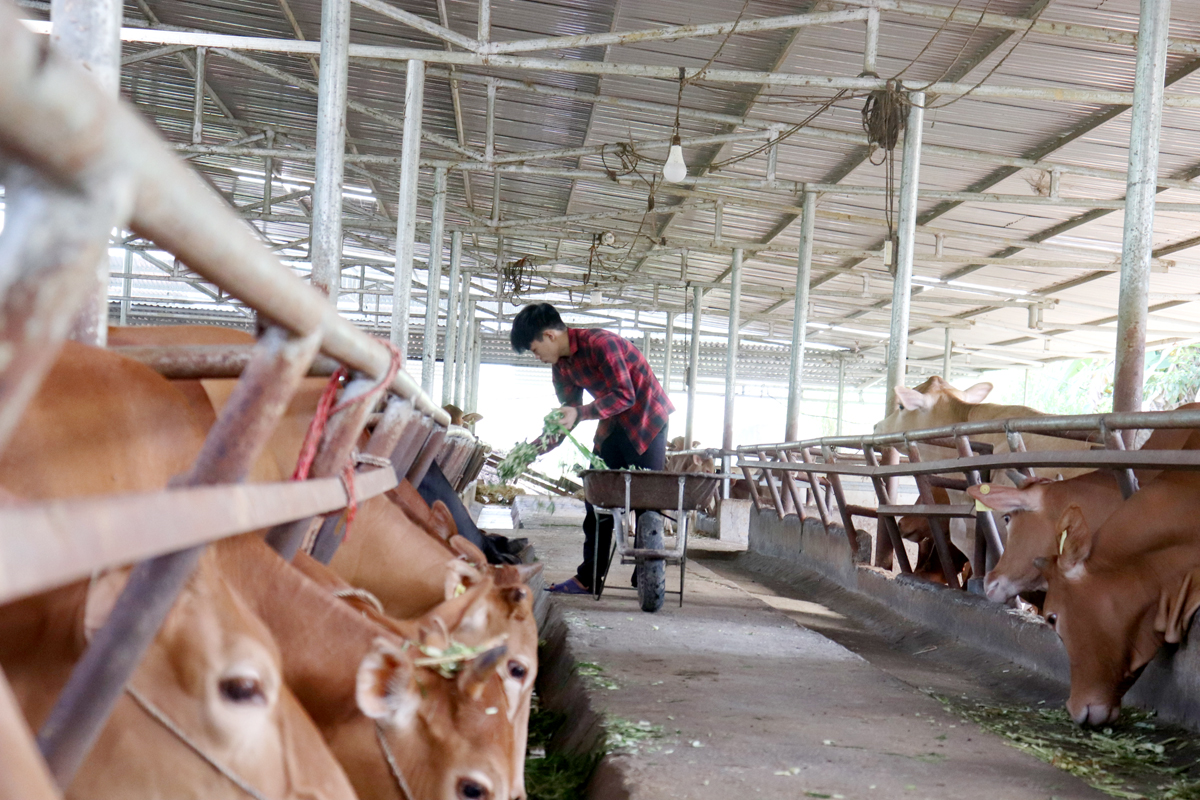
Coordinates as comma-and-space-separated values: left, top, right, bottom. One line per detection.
1069, 700, 1119, 727
983, 573, 1014, 604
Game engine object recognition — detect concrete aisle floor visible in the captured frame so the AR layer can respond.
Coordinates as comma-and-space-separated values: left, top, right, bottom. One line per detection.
521, 523, 1106, 800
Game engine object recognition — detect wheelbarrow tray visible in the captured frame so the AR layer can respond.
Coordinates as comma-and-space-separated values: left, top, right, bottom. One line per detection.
581, 469, 720, 511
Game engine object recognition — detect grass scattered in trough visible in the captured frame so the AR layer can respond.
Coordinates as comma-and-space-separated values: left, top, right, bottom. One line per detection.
932, 693, 1200, 799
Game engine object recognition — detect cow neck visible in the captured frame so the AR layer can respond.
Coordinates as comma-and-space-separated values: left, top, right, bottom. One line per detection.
124, 684, 270, 800
213, 535, 401, 725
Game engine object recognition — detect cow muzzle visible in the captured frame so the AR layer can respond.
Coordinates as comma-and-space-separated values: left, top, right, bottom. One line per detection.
1067, 698, 1120, 727
983, 573, 1018, 604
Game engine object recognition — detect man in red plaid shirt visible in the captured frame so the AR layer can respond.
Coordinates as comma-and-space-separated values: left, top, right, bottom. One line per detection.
511, 303, 674, 594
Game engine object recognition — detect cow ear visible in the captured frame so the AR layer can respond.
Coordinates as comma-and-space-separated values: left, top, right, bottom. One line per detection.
84, 568, 131, 640
514, 562, 543, 584
462, 412, 483, 425
444, 559, 483, 601
960, 382, 993, 404
356, 638, 419, 725
894, 385, 932, 412
1056, 504, 1092, 576
457, 644, 507, 701
429, 500, 459, 540
966, 483, 1044, 514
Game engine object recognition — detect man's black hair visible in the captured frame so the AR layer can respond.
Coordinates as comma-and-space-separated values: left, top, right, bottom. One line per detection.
510, 303, 566, 352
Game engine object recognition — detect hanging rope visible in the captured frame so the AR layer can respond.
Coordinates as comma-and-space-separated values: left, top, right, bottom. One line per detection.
861, 82, 907, 268
291, 342, 402, 543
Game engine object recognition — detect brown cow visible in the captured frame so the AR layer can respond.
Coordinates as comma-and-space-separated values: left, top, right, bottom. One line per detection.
1037, 473, 1200, 726
213, 534, 519, 800
293, 551, 541, 799
968, 412, 1200, 603
0, 342, 357, 799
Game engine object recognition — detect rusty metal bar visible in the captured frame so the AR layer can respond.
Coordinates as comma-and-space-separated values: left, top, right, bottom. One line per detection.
757, 448, 787, 519
955, 436, 1004, 575
407, 426, 448, 487
304, 374, 394, 563
797, 448, 834, 530
111, 344, 341, 380
1102, 426, 1139, 499
778, 450, 808, 521
0, 669, 60, 800
819, 445, 857, 542
862, 445, 912, 574
0, 163, 129, 460
905, 443, 960, 589
0, 467, 397, 606
740, 464, 763, 512
876, 504, 975, 517
37, 326, 320, 785
736, 447, 1200, 477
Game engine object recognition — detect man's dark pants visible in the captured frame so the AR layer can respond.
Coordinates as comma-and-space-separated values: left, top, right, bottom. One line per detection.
575, 426, 667, 590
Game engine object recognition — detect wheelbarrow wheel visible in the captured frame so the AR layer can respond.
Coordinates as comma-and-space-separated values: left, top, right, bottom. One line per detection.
635, 511, 666, 613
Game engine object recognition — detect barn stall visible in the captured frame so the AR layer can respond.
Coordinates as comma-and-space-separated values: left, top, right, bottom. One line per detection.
5, 0, 1200, 798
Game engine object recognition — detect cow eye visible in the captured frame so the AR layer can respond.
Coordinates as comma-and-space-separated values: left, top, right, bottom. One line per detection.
508, 660, 528, 681
1002, 514, 1012, 525
1046, 613, 1058, 627
457, 778, 490, 800
219, 675, 266, 705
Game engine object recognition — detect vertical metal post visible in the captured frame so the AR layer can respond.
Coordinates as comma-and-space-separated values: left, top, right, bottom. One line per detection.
885, 91, 924, 416
118, 248, 132, 326
662, 311, 675, 394
785, 191, 815, 442
835, 355, 846, 436
686, 285, 702, 445
468, 319, 482, 413
723, 249, 742, 453
765, 130, 778, 182
477, 0, 490, 43
309, 0, 351, 303
486, 80, 497, 164
422, 167, 447, 395
455, 277, 472, 407
263, 130, 275, 215
1114, 0, 1171, 434
442, 231, 463, 406
53, 0, 122, 347
863, 7, 880, 76
942, 327, 952, 379
392, 59, 425, 351
191, 47, 206, 144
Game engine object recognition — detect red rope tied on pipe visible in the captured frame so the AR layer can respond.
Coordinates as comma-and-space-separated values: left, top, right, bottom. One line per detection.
291, 341, 404, 543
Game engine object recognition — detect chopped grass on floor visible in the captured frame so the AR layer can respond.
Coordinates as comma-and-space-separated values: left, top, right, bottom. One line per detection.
605, 717, 664, 754
576, 661, 620, 690
930, 693, 1200, 799
525, 693, 600, 800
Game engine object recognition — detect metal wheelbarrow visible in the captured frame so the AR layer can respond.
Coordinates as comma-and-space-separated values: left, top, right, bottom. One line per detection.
580, 469, 722, 612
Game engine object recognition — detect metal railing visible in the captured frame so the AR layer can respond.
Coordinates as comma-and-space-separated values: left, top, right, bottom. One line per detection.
737, 407, 1200, 591
0, 8, 469, 795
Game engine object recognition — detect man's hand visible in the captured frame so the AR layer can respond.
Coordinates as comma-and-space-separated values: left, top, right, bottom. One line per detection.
556, 406, 579, 429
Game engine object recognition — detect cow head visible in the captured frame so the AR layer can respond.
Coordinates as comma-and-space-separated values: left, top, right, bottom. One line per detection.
874, 376, 993, 435
968, 479, 1055, 602
79, 557, 357, 799
357, 639, 516, 800
1035, 505, 1165, 727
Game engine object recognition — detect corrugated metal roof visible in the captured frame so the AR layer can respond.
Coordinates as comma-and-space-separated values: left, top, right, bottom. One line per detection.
17, 0, 1200, 389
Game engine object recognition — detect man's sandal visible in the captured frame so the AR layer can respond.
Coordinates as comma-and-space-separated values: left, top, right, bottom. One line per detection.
547, 577, 591, 595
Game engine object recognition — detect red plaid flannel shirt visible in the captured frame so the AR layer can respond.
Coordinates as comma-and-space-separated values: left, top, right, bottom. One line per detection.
544, 328, 673, 455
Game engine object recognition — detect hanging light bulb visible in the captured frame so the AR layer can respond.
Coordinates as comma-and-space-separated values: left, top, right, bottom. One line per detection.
662, 135, 687, 183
